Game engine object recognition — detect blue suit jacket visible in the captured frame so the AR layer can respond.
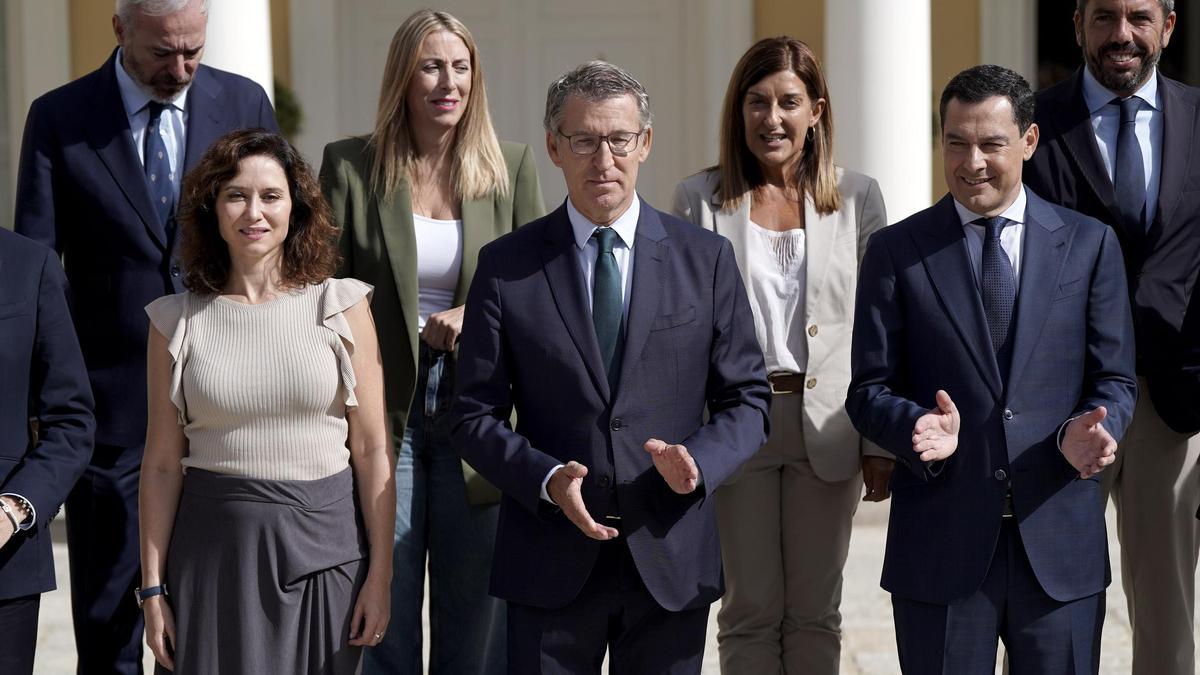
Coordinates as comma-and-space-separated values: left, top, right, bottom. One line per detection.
846, 191, 1137, 604
14, 49, 278, 447
452, 200, 770, 611
0, 229, 94, 601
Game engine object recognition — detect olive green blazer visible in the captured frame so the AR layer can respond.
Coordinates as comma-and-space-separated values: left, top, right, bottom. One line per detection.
320, 136, 546, 504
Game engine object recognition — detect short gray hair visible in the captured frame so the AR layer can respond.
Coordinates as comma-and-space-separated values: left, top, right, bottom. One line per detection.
1076, 0, 1174, 15
115, 0, 209, 26
543, 61, 652, 133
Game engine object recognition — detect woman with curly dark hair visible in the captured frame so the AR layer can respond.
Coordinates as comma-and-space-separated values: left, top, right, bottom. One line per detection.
138, 129, 394, 673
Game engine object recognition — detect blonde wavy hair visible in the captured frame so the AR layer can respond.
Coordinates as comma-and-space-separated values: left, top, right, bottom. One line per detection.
368, 9, 509, 200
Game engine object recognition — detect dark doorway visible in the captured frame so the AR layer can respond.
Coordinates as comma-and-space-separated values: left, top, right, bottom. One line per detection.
1037, 0, 1199, 89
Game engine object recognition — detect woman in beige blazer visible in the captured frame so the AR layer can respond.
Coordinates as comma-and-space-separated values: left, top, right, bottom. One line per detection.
319, 9, 544, 675
673, 36, 891, 675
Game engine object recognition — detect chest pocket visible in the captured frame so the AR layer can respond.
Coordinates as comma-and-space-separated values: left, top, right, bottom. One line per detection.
650, 305, 696, 331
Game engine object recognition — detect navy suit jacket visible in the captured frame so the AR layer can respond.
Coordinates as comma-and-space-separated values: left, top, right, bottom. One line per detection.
1024, 69, 1200, 433
452, 200, 770, 611
0, 229, 94, 601
14, 49, 278, 447
846, 191, 1137, 604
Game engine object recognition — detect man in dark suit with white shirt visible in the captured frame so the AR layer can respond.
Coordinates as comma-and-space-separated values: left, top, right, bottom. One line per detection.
13, 1, 278, 671
452, 61, 770, 673
1023, 2, 1200, 672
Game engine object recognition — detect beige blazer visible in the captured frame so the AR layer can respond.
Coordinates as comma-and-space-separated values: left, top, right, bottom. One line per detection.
672, 168, 888, 482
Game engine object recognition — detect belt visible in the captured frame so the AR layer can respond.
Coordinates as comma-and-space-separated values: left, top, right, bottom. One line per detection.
1002, 490, 1015, 518
768, 372, 806, 395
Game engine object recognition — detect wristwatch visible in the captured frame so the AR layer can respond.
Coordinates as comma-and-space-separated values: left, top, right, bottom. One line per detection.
134, 584, 169, 608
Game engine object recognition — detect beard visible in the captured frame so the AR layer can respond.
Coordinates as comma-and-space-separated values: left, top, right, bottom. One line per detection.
1083, 37, 1162, 96
122, 51, 191, 103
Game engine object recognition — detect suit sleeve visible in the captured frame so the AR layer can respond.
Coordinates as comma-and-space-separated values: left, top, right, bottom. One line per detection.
255, 84, 280, 133
854, 178, 892, 459
1073, 225, 1138, 439
846, 231, 941, 479
511, 144, 546, 229
681, 238, 771, 495
13, 99, 59, 251
319, 144, 355, 278
451, 245, 564, 514
1, 249, 95, 521
671, 181, 694, 223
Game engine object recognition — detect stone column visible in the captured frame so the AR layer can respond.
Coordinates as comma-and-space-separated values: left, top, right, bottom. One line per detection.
201, 0, 275, 103
825, 0, 932, 221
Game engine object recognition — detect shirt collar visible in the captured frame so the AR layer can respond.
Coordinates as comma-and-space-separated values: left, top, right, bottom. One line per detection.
954, 186, 1028, 227
114, 47, 190, 118
1082, 64, 1160, 115
567, 196, 640, 251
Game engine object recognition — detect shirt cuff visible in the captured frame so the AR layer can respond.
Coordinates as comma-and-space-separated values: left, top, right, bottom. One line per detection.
540, 465, 565, 504
1, 493, 36, 530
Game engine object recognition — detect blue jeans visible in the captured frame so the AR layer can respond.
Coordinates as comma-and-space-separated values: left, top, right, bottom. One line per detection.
364, 344, 504, 675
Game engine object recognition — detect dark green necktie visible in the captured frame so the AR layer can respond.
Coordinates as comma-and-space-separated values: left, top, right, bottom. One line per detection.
592, 227, 624, 388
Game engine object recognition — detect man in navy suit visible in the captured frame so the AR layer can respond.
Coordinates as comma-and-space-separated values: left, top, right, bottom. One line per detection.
13, 0, 278, 671
1022, 2, 1200, 671
847, 65, 1138, 674
0, 228, 94, 675
451, 61, 770, 673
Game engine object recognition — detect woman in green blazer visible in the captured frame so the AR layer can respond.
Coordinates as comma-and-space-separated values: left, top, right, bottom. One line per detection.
319, 9, 544, 675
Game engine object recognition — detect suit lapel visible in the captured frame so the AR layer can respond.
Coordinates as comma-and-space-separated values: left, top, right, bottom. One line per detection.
89, 51, 167, 250
375, 182, 420, 367
804, 195, 835, 320
454, 198, 493, 307
916, 196, 1003, 399
1054, 71, 1123, 229
182, 66, 223, 172
1007, 194, 1069, 386
540, 206, 611, 402
1154, 76, 1198, 232
616, 202, 668, 391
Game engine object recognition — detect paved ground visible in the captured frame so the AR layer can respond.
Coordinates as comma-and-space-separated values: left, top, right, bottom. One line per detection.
32, 501, 1200, 674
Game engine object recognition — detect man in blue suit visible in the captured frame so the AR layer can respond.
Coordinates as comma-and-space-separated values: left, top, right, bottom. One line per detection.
0, 228, 94, 675
452, 61, 770, 674
13, 1, 278, 671
847, 65, 1138, 674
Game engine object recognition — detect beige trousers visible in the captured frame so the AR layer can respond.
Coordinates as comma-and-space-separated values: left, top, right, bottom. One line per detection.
715, 392, 862, 675
1101, 380, 1200, 675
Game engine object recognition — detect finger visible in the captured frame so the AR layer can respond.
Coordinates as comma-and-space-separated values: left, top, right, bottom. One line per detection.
562, 461, 588, 479
935, 389, 957, 416
348, 601, 366, 640
919, 447, 952, 462
561, 494, 616, 540
1078, 406, 1108, 427
643, 438, 668, 456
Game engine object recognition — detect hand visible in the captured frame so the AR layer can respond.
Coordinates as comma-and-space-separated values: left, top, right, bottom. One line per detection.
861, 456, 895, 502
912, 390, 960, 462
348, 571, 391, 647
420, 305, 465, 352
1061, 407, 1117, 479
143, 595, 177, 670
643, 439, 700, 494
547, 461, 618, 540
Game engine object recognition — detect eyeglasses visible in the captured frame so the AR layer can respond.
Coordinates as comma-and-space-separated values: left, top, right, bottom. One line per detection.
557, 129, 644, 157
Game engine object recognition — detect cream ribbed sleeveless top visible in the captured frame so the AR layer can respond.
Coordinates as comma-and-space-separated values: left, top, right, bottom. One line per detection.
145, 278, 373, 480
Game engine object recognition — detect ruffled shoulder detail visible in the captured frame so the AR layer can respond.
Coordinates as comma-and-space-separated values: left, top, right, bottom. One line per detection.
319, 278, 374, 409
145, 292, 191, 424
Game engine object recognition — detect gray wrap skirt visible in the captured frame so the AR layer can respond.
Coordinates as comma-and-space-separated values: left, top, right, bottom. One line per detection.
158, 467, 368, 674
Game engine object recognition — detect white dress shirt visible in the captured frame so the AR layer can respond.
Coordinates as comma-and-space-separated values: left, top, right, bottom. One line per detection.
114, 48, 190, 205
541, 196, 642, 502
953, 187, 1028, 292
1081, 65, 1163, 224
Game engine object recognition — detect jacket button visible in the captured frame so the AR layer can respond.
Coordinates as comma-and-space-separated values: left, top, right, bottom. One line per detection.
610, 418, 622, 431
994, 469, 1008, 481
806, 377, 817, 390
808, 324, 818, 337
598, 475, 611, 488
1003, 408, 1014, 420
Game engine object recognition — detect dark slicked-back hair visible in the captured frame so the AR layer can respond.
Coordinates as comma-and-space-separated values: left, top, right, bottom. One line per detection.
178, 128, 340, 294
1076, 0, 1174, 14
939, 64, 1035, 133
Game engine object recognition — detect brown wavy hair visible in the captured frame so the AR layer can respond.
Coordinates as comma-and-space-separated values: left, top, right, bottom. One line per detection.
177, 129, 340, 293
715, 36, 842, 215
